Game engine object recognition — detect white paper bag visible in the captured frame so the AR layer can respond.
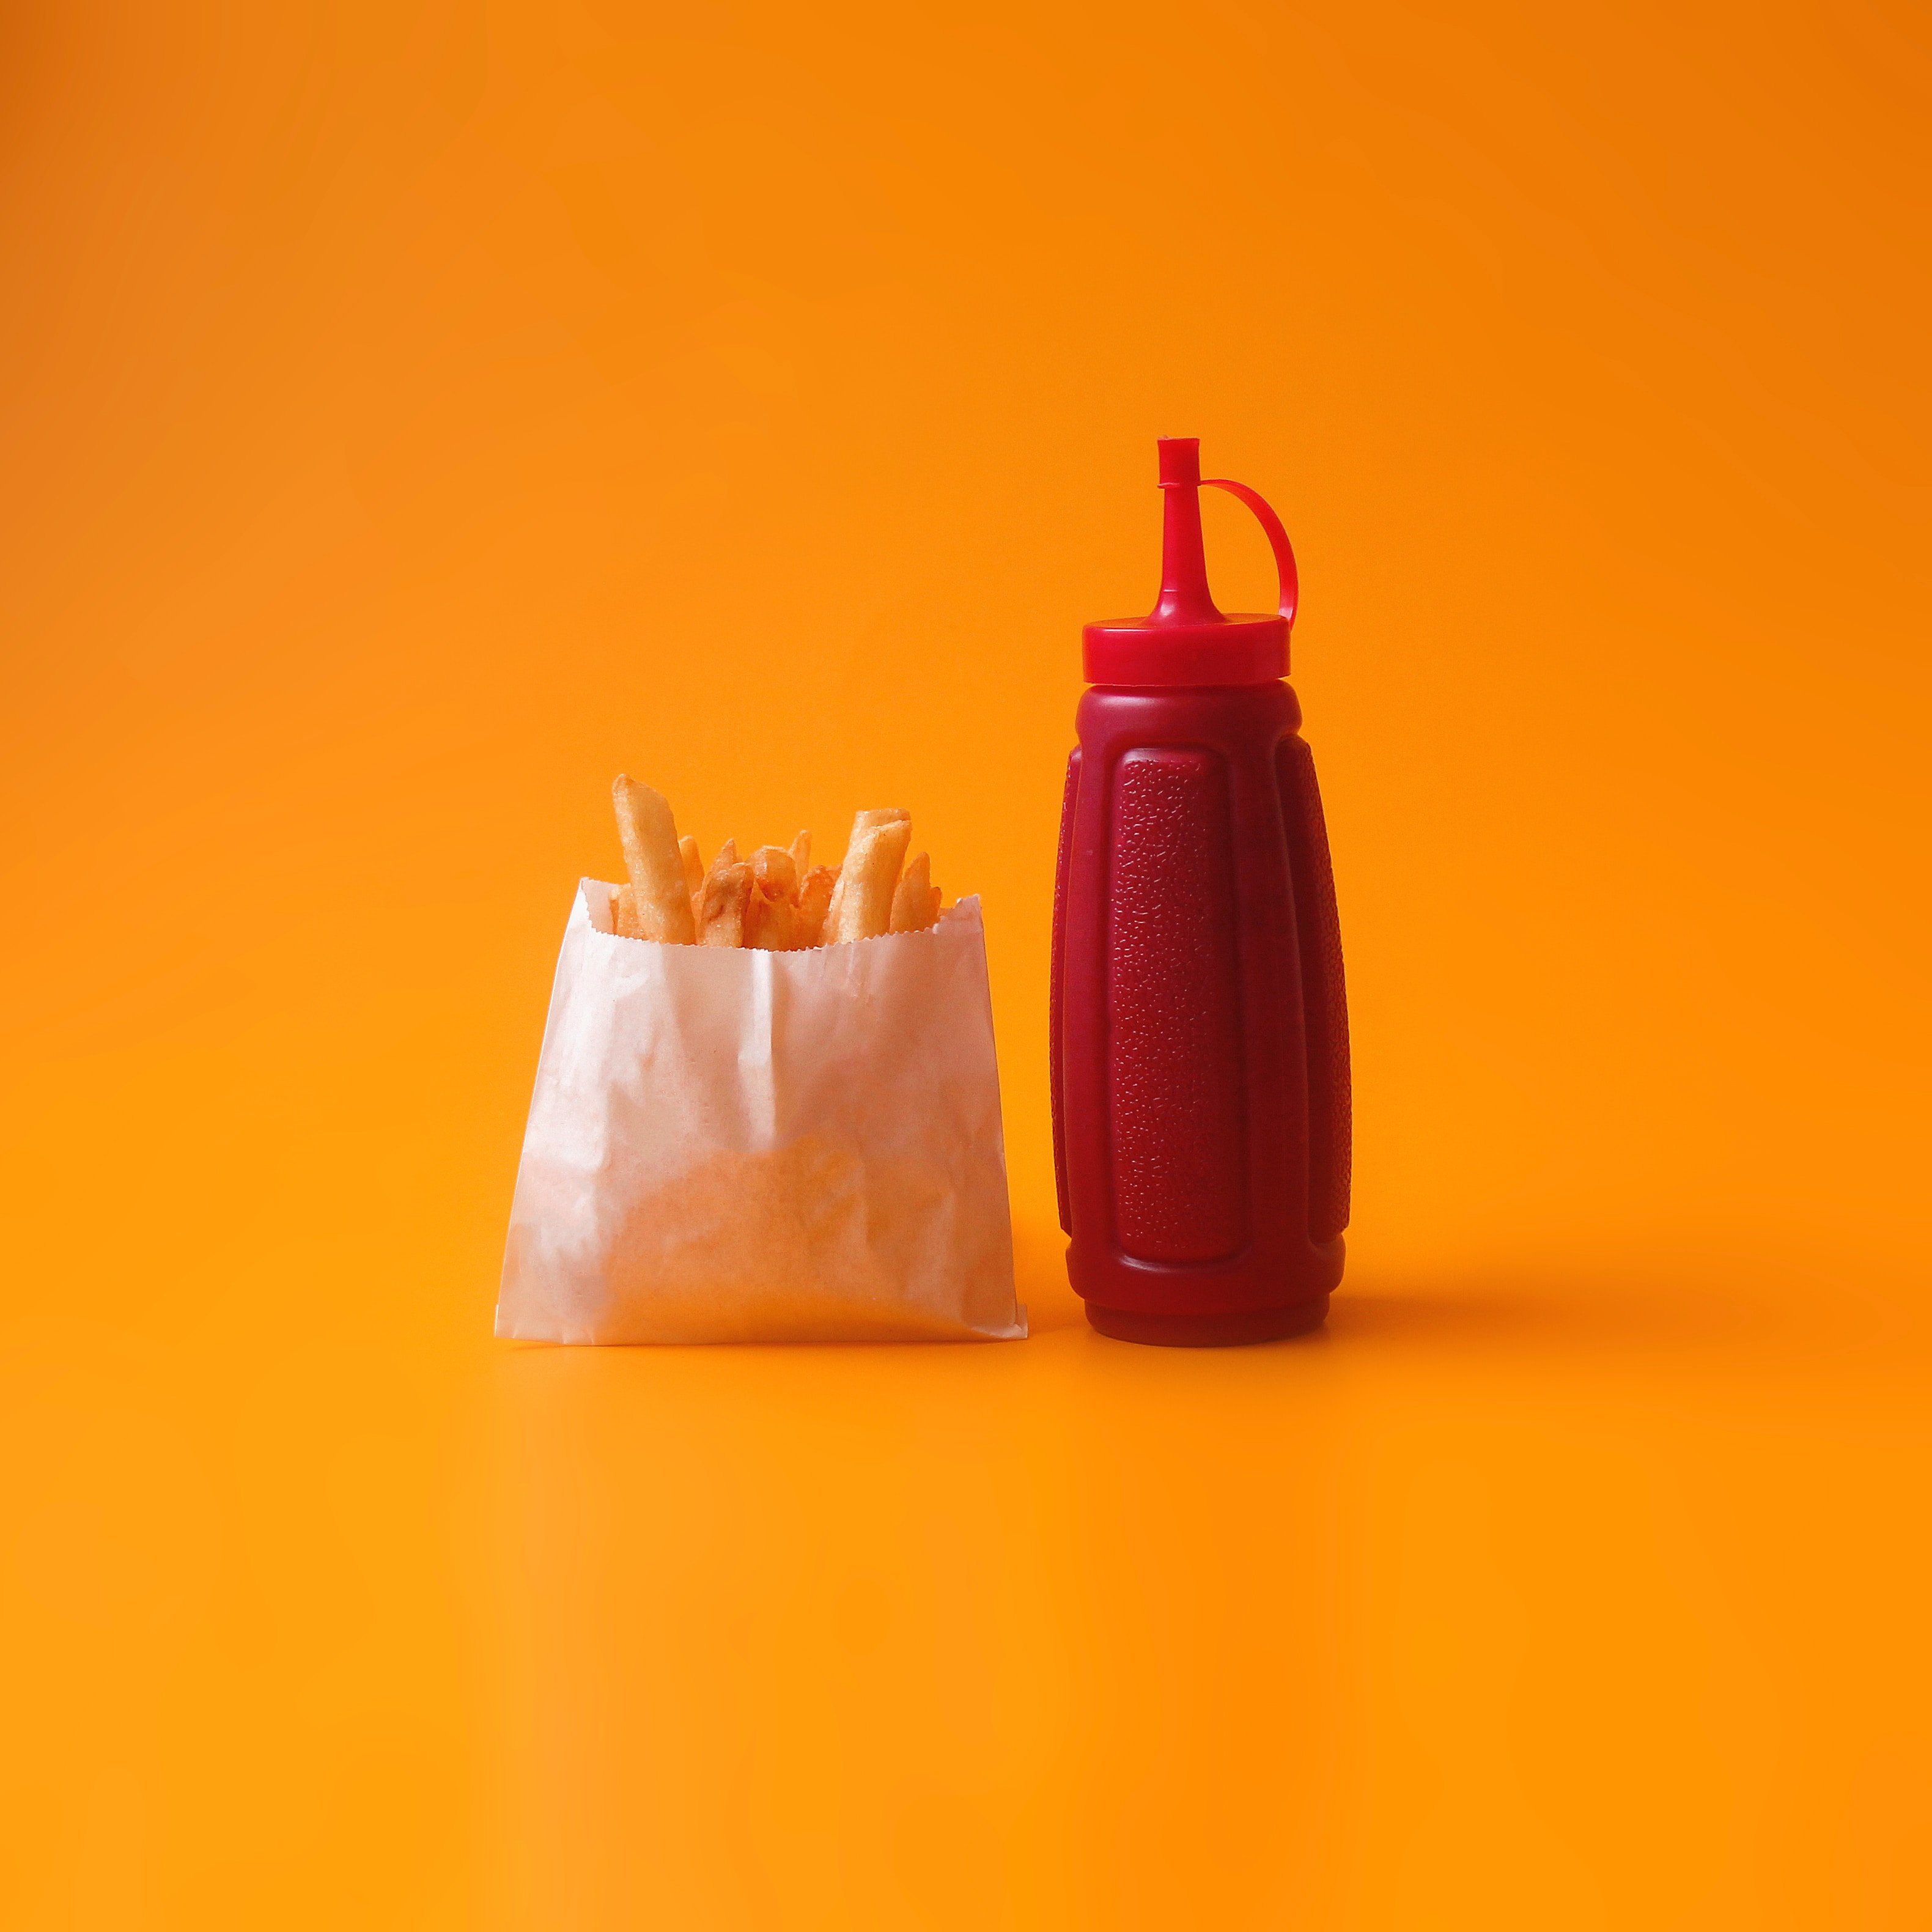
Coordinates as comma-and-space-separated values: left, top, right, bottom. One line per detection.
496, 880, 1025, 1343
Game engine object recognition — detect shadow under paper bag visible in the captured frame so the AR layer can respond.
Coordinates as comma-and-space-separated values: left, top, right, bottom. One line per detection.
496, 881, 1025, 1344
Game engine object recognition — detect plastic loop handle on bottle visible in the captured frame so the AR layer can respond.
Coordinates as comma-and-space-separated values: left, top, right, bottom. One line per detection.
1201, 479, 1299, 632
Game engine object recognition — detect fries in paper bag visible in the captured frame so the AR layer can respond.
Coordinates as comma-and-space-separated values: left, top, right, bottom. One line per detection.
496, 781, 1025, 1343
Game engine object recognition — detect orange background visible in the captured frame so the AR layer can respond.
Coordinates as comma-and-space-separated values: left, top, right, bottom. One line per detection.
4, 0, 1930, 1923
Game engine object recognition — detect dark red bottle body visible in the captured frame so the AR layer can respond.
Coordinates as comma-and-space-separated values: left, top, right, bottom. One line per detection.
1051, 444, 1351, 1344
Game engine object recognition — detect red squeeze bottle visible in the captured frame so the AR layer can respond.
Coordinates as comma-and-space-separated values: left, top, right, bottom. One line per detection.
1051, 437, 1351, 1345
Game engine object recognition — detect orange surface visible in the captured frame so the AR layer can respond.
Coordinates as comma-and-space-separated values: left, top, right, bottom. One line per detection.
4, 1, 1930, 1924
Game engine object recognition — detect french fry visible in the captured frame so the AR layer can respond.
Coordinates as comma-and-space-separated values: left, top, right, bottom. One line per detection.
823, 811, 888, 938
749, 844, 797, 898
787, 829, 811, 877
745, 882, 799, 951
612, 776, 696, 945
679, 835, 703, 899
615, 882, 647, 938
823, 811, 904, 940
888, 851, 942, 932
693, 837, 737, 924
827, 811, 912, 943
696, 858, 753, 946
794, 865, 837, 947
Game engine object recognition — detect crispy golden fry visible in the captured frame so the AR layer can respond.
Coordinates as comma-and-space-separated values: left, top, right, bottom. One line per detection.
824, 808, 910, 941
614, 882, 647, 938
745, 882, 800, 951
827, 811, 912, 943
696, 858, 753, 946
794, 865, 837, 948
888, 851, 942, 932
612, 776, 696, 945
693, 837, 737, 926
749, 844, 797, 898
699, 830, 734, 888
679, 835, 703, 898
787, 829, 811, 877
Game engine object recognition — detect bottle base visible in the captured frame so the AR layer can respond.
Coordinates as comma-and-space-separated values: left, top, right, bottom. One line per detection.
1083, 1296, 1330, 1348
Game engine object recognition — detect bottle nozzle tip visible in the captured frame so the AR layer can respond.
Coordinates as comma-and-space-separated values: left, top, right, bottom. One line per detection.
1156, 437, 1201, 489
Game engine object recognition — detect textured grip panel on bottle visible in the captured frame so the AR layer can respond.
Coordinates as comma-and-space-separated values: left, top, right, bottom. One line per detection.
1106, 749, 1248, 1263
1277, 737, 1352, 1242
1050, 750, 1079, 1236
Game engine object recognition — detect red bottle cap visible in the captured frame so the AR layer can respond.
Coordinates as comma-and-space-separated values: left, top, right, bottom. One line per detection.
1083, 437, 1300, 687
